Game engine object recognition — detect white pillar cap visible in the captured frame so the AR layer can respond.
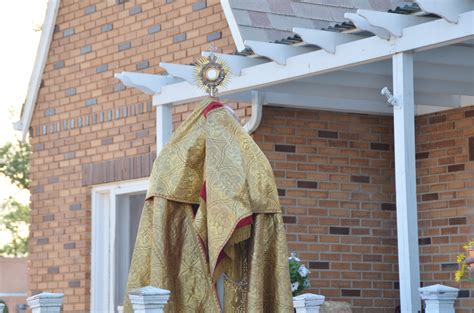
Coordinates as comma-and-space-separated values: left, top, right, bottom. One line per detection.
419, 284, 459, 300
128, 286, 171, 307
293, 293, 325, 308
27, 292, 64, 309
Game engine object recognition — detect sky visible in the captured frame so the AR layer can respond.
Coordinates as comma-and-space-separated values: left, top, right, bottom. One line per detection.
0, 0, 48, 245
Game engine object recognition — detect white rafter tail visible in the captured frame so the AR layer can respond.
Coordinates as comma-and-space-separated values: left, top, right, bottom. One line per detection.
160, 63, 195, 83
357, 10, 436, 37
416, 0, 474, 23
244, 40, 316, 65
114, 72, 180, 95
153, 11, 474, 107
344, 13, 391, 40
201, 51, 267, 75
293, 28, 364, 53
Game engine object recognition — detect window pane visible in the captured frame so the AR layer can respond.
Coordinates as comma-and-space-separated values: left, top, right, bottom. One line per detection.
115, 192, 145, 308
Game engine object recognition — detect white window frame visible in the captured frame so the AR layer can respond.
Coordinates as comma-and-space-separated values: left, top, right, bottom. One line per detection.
90, 178, 149, 313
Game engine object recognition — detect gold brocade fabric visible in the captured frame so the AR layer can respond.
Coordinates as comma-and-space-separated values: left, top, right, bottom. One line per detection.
123, 100, 293, 312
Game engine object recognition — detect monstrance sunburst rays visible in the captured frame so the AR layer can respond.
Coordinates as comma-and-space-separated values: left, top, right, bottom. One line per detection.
194, 50, 231, 98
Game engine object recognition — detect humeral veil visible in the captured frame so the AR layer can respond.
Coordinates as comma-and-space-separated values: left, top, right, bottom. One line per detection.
123, 99, 293, 312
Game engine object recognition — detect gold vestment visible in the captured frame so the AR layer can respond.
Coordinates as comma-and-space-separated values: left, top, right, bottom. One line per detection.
124, 100, 293, 312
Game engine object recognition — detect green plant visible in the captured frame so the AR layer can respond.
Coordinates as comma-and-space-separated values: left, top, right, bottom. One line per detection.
0, 140, 30, 189
288, 252, 310, 296
0, 198, 29, 257
454, 241, 474, 283
0, 140, 30, 257
0, 299, 9, 313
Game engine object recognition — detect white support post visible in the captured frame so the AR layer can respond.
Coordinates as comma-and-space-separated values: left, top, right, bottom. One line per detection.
392, 52, 421, 313
154, 100, 173, 152
128, 286, 171, 313
293, 294, 325, 313
27, 293, 64, 313
419, 284, 459, 313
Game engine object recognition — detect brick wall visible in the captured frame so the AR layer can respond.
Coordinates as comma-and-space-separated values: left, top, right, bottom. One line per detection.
416, 107, 474, 313
28, 1, 237, 311
253, 105, 474, 313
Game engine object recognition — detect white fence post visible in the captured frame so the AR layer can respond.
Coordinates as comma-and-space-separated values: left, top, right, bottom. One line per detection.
27, 292, 64, 313
419, 284, 459, 313
293, 293, 325, 313
128, 286, 171, 313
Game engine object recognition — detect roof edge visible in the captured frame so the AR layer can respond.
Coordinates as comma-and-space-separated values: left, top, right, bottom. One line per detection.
220, 0, 246, 52
16, 0, 61, 139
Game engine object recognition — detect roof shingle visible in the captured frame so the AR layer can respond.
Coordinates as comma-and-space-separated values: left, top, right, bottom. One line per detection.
228, 0, 414, 43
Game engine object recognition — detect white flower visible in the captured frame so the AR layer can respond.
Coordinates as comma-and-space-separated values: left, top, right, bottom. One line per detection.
291, 282, 299, 292
298, 265, 310, 278
288, 252, 301, 262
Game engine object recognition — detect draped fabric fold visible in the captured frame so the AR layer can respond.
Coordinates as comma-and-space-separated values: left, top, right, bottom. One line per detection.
123, 99, 293, 312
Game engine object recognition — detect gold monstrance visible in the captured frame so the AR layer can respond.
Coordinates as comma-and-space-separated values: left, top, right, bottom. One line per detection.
194, 46, 231, 97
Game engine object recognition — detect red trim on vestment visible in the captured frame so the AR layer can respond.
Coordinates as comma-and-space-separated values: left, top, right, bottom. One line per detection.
236, 215, 253, 229
203, 102, 224, 118
199, 181, 207, 201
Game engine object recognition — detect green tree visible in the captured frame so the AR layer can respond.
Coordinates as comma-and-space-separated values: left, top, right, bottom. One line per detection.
0, 140, 30, 189
0, 140, 30, 257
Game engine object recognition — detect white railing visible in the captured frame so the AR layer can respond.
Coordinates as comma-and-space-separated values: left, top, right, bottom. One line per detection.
25, 283, 459, 313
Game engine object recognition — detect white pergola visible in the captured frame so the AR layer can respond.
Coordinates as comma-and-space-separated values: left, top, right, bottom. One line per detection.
116, 1, 474, 312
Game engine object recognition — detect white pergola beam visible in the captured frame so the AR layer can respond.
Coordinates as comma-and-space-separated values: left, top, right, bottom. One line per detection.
292, 28, 364, 53
153, 11, 474, 106
344, 12, 391, 40
416, 45, 474, 67
346, 61, 474, 84
159, 63, 194, 83
114, 72, 181, 95
226, 90, 453, 116
228, 91, 394, 115
268, 81, 461, 107
392, 51, 421, 313
201, 51, 268, 75
357, 10, 435, 37
301, 71, 474, 97
416, 0, 474, 23
244, 40, 316, 65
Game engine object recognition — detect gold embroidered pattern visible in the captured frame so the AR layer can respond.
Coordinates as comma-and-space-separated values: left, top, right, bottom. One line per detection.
124, 100, 293, 312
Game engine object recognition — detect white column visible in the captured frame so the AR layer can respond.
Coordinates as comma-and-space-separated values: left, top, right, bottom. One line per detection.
419, 284, 459, 313
293, 294, 325, 313
154, 97, 173, 151
392, 52, 421, 313
128, 286, 171, 313
27, 292, 64, 313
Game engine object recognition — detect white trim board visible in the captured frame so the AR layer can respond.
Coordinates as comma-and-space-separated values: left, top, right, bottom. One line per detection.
90, 178, 149, 313
220, 0, 245, 52
15, 0, 60, 139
